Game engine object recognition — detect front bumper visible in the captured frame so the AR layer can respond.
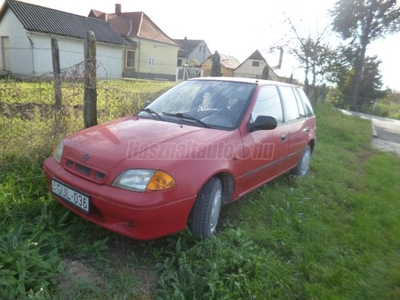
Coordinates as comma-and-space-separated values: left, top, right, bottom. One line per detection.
43, 157, 196, 240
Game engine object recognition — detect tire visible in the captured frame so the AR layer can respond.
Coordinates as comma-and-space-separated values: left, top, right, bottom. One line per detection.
290, 145, 312, 177
189, 177, 223, 238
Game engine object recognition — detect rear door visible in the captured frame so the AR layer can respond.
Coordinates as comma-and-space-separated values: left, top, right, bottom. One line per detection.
278, 86, 310, 169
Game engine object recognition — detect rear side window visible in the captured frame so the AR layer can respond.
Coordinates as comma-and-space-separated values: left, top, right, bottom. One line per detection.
296, 88, 314, 116
279, 86, 303, 122
293, 89, 306, 118
251, 85, 283, 124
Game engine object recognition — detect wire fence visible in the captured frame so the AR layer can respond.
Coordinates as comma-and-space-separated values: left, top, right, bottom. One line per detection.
326, 89, 384, 115
0, 71, 170, 162
337, 94, 380, 114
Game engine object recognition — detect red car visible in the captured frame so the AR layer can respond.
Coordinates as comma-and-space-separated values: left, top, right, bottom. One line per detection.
43, 77, 316, 240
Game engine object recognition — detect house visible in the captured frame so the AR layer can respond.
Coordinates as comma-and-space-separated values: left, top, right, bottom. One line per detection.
0, 0, 126, 79
233, 50, 280, 80
174, 37, 211, 67
89, 4, 179, 81
174, 37, 210, 80
200, 52, 240, 77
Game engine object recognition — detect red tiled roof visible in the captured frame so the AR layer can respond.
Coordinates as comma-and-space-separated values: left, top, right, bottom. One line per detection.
89, 9, 178, 46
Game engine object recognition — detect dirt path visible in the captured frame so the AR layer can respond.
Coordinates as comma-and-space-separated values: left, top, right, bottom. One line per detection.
339, 110, 400, 156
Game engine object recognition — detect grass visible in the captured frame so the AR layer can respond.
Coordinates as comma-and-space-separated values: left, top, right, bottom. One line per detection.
1, 82, 400, 299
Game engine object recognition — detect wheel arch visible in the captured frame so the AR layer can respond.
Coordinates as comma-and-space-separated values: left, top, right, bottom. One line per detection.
213, 171, 236, 205
308, 139, 315, 152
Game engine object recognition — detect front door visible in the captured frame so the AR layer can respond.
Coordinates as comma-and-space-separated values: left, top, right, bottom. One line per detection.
1, 37, 10, 71
239, 85, 288, 196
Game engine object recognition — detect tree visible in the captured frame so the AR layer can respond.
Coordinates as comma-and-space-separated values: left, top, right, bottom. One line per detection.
331, 49, 389, 110
273, 17, 335, 101
211, 51, 222, 77
330, 0, 400, 111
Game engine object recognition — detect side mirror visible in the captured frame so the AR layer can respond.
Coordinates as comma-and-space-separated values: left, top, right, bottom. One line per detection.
247, 115, 277, 132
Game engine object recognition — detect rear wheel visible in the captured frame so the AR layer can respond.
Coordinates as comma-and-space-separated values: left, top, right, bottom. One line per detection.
189, 177, 222, 238
290, 145, 312, 177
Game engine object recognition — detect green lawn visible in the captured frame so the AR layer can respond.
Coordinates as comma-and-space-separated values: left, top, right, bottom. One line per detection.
1, 83, 399, 299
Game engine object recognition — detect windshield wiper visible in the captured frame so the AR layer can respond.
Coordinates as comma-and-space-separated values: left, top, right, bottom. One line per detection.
162, 112, 211, 128
140, 108, 163, 120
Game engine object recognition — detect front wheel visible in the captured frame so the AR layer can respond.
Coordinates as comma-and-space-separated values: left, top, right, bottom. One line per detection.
189, 177, 223, 238
290, 145, 312, 177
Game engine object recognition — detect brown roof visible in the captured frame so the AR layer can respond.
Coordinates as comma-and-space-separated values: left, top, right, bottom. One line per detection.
88, 9, 178, 46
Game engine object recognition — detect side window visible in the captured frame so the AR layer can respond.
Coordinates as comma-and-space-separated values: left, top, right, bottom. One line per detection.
296, 88, 314, 116
293, 88, 306, 118
280, 86, 302, 122
251, 85, 283, 124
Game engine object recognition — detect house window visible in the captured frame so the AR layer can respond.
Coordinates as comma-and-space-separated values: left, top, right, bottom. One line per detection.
148, 57, 155, 67
252, 61, 260, 67
177, 59, 183, 67
199, 46, 202, 52
126, 50, 135, 68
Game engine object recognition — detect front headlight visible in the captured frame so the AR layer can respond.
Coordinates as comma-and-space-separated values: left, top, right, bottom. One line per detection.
112, 169, 176, 192
53, 141, 64, 164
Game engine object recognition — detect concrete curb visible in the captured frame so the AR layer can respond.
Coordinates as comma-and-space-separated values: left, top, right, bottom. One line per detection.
371, 122, 378, 138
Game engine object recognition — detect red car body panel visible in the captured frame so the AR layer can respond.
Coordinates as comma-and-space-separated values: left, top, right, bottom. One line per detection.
43, 78, 316, 240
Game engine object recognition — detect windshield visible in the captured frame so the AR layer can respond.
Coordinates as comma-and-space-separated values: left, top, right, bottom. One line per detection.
137, 80, 256, 130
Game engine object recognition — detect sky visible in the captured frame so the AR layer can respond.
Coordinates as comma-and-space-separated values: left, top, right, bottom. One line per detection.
6, 0, 400, 91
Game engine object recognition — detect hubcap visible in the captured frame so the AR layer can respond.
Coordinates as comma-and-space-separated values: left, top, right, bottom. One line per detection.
210, 189, 222, 233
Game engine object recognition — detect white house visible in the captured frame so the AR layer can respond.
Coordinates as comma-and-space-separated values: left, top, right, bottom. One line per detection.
0, 0, 126, 79
233, 50, 280, 80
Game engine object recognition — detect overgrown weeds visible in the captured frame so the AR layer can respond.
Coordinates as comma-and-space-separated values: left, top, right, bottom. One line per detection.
1, 82, 400, 299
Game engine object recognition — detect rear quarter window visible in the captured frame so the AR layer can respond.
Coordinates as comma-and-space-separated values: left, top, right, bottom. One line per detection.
295, 88, 314, 117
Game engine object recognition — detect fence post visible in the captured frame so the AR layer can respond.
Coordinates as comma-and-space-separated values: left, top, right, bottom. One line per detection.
51, 38, 62, 110
83, 31, 97, 128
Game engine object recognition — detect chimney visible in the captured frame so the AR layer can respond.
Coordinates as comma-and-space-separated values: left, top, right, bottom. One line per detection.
115, 4, 121, 16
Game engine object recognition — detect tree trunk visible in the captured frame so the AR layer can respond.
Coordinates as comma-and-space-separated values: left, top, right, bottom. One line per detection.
350, 47, 365, 111
350, 1, 376, 111
304, 61, 310, 95
51, 38, 62, 111
83, 31, 97, 128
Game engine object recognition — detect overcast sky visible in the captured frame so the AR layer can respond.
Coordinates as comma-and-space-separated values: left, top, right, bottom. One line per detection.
6, 0, 400, 91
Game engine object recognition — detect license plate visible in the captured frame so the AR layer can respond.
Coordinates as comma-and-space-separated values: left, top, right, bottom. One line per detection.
52, 179, 90, 212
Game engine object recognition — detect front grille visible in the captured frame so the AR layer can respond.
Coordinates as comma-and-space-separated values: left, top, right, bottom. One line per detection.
76, 164, 92, 176
96, 172, 106, 180
65, 158, 108, 183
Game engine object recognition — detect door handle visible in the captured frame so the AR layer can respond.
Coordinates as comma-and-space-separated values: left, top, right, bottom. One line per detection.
304, 128, 310, 133
281, 135, 286, 141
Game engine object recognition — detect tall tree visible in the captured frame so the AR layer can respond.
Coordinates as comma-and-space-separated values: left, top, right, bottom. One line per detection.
274, 16, 333, 99
330, 0, 400, 111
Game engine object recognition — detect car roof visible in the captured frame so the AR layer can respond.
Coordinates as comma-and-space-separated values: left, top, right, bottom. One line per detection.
188, 77, 301, 88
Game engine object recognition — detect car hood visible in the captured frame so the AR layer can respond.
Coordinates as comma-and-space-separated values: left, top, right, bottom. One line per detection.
62, 116, 229, 172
